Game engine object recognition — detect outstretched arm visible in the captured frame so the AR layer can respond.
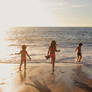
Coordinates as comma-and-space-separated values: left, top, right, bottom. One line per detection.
55, 47, 60, 52
15, 51, 21, 55
56, 49, 60, 52
27, 52, 31, 61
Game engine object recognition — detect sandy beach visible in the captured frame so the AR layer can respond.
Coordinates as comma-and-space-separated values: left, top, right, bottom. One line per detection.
0, 63, 92, 92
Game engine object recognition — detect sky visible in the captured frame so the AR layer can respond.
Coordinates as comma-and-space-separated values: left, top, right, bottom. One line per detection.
0, 0, 92, 27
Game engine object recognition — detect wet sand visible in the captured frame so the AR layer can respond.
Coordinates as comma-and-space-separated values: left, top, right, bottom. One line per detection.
0, 63, 92, 92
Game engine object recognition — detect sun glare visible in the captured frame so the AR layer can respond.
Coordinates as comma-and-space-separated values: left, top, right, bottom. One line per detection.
0, 28, 10, 59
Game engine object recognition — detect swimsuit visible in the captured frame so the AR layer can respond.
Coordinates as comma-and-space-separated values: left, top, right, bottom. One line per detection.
77, 52, 81, 56
20, 50, 27, 62
50, 48, 56, 59
50, 54, 55, 59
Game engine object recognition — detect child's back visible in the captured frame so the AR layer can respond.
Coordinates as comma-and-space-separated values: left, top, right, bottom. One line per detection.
75, 43, 83, 62
20, 50, 27, 61
77, 46, 81, 53
18, 45, 31, 70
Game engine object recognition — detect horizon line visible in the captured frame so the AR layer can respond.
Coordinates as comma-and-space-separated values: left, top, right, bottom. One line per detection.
9, 26, 92, 28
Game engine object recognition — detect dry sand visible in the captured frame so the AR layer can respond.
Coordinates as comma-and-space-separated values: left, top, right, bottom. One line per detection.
0, 63, 92, 92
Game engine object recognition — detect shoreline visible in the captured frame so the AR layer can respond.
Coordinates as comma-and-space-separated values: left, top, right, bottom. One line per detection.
0, 63, 92, 92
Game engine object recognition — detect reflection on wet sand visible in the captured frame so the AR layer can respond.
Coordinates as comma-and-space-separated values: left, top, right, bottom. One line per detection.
49, 73, 55, 82
73, 65, 92, 92
25, 79, 51, 92
25, 67, 74, 92
0, 64, 92, 92
19, 70, 26, 83
73, 65, 82, 81
74, 80, 92, 92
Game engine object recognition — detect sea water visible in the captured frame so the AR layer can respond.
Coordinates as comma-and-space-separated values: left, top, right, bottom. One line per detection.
0, 27, 92, 64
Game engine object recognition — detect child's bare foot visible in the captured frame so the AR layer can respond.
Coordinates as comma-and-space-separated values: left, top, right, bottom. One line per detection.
75, 60, 78, 63
51, 71, 54, 75
78, 60, 81, 63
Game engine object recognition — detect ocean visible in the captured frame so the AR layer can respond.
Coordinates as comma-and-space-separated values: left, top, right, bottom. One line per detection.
0, 27, 92, 64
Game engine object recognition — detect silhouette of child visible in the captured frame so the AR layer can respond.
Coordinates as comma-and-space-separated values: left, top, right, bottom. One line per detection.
75, 43, 83, 63
47, 40, 60, 74
16, 45, 31, 70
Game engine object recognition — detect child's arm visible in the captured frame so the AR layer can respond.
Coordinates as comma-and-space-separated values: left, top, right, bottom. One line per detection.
56, 49, 60, 52
26, 52, 31, 61
15, 51, 21, 55
55, 47, 60, 52
47, 47, 50, 55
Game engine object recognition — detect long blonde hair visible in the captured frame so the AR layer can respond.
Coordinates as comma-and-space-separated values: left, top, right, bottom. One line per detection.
50, 40, 56, 48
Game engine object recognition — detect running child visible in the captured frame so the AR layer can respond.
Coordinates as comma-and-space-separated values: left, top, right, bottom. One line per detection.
47, 40, 60, 74
16, 45, 31, 71
75, 43, 83, 63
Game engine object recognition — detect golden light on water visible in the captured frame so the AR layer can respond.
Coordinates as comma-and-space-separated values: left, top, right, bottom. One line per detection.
0, 28, 10, 59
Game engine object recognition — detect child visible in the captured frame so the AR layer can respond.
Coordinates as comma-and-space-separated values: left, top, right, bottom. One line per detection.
75, 43, 83, 63
47, 40, 60, 74
16, 45, 31, 71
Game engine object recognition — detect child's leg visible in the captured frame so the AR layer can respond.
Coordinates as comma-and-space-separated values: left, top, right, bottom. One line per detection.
24, 69, 26, 78
52, 58, 55, 73
77, 54, 80, 62
79, 55, 82, 62
19, 61, 23, 70
77, 56, 79, 62
24, 61, 26, 69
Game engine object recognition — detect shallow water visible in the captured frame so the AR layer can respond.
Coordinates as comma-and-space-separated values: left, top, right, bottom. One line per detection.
0, 27, 92, 64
